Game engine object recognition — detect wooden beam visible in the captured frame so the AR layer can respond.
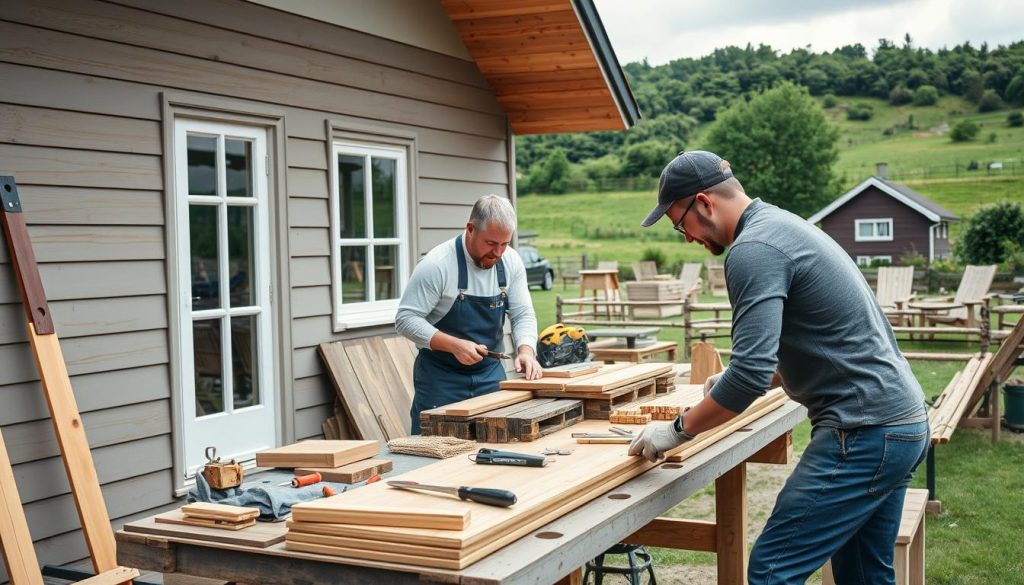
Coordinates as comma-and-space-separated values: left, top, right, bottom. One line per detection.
716, 463, 748, 585
624, 518, 717, 552
553, 567, 583, 585
78, 567, 141, 585
746, 431, 793, 465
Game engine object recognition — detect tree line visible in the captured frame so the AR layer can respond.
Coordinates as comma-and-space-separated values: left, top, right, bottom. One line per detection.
517, 36, 1024, 200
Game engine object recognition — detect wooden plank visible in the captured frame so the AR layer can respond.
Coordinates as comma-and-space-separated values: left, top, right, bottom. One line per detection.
0, 102, 161, 154
342, 338, 410, 441
473, 399, 582, 442
716, 463, 747, 585
498, 363, 652, 392
0, 426, 45, 585
746, 431, 793, 465
624, 518, 717, 552
155, 513, 256, 531
689, 342, 724, 385
0, 22, 505, 139
296, 459, 393, 484
123, 515, 286, 548
285, 529, 463, 560
254, 440, 378, 469
77, 566, 139, 585
541, 363, 601, 378
291, 504, 470, 531
180, 502, 260, 522
425, 390, 534, 417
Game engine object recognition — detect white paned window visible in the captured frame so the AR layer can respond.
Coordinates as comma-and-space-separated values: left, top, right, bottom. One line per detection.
855, 218, 894, 242
331, 141, 409, 329
173, 119, 276, 475
857, 255, 892, 266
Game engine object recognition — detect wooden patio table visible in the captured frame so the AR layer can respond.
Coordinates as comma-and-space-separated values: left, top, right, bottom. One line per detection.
117, 402, 806, 585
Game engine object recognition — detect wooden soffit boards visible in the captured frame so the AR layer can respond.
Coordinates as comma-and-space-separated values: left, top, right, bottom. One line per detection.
442, 0, 638, 135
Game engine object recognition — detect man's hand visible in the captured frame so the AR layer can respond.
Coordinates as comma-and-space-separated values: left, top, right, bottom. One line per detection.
515, 346, 542, 380
702, 367, 727, 396
451, 339, 487, 366
627, 419, 693, 462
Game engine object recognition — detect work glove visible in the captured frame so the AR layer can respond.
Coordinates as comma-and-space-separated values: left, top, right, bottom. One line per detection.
627, 418, 694, 462
702, 367, 727, 396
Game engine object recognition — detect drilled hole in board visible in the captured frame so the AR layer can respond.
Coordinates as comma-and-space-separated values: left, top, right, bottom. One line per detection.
736, 428, 753, 432
607, 493, 631, 500
662, 463, 683, 469
535, 531, 563, 540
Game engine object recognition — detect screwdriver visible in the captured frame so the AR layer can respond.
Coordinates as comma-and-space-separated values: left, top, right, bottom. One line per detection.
387, 480, 517, 507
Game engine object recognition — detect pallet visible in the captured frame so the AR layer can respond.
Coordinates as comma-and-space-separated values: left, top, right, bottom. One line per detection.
535, 377, 660, 420
473, 399, 583, 443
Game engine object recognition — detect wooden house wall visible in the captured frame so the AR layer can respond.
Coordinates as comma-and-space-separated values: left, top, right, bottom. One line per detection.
819, 186, 935, 264
0, 0, 509, 574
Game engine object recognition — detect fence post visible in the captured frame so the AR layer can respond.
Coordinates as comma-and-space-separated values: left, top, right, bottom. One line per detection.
582, 253, 589, 270
556, 295, 564, 323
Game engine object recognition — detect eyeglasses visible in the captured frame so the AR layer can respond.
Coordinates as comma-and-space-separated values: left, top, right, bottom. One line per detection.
672, 196, 698, 237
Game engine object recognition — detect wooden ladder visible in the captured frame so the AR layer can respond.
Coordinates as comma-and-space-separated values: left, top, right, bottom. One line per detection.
0, 176, 139, 584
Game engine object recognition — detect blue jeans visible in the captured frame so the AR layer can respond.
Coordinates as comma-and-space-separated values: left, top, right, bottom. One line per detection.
749, 421, 929, 585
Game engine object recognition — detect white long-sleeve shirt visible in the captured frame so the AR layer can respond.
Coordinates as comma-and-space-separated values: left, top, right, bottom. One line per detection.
395, 235, 538, 353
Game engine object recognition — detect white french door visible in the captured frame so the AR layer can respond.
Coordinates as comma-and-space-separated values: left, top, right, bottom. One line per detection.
173, 119, 276, 475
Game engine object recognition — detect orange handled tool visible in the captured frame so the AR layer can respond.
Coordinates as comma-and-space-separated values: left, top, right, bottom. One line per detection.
278, 472, 321, 488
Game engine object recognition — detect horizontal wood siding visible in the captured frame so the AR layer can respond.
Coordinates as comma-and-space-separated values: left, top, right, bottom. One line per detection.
820, 186, 934, 264
0, 0, 510, 571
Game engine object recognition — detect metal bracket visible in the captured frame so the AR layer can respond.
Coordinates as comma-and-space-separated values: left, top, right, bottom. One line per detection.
0, 176, 22, 213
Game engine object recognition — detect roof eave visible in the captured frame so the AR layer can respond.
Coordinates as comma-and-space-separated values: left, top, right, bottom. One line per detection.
572, 0, 640, 130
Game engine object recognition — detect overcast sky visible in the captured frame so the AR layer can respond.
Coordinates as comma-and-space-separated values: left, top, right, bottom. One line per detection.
594, 0, 1024, 66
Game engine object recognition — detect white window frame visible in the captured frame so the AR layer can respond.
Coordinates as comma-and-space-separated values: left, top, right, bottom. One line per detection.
855, 218, 894, 242
330, 141, 410, 330
857, 255, 892, 266
172, 119, 277, 476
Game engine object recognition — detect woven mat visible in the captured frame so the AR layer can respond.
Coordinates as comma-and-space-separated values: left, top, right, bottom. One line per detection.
387, 436, 476, 459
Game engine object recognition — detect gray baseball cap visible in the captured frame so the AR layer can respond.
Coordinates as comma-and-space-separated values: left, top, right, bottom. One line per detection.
640, 150, 734, 227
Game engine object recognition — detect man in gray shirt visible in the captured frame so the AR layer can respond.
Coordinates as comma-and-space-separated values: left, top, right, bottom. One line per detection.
396, 195, 541, 434
629, 151, 928, 584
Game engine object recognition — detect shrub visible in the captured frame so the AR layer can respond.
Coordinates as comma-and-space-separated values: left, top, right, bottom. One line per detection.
822, 94, 838, 108
900, 249, 928, 268
1008, 112, 1024, 127
978, 89, 1003, 112
953, 202, 1024, 264
913, 85, 939, 106
888, 85, 914, 106
987, 132, 998, 143
1003, 240, 1024, 273
640, 247, 667, 270
950, 119, 980, 142
847, 103, 874, 121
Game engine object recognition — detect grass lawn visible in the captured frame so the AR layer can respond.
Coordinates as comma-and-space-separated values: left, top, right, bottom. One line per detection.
527, 284, 1023, 583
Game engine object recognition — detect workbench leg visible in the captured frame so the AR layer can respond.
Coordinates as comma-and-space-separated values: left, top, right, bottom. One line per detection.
716, 462, 748, 585
991, 381, 1001, 445
925, 444, 941, 515
553, 567, 582, 585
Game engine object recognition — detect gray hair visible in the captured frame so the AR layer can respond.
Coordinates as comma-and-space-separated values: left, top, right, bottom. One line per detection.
469, 194, 517, 232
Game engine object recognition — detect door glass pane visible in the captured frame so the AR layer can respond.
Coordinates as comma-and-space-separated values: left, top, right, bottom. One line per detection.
225, 139, 253, 197
193, 319, 223, 417
187, 135, 217, 196
374, 245, 400, 301
340, 246, 368, 303
232, 316, 259, 409
338, 155, 366, 238
190, 205, 220, 310
858, 223, 873, 238
227, 207, 255, 307
372, 157, 397, 238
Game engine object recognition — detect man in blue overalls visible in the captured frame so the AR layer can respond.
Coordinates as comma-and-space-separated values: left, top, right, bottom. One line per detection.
396, 195, 542, 434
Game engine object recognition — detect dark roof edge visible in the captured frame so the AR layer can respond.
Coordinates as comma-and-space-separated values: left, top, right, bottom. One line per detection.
573, 0, 641, 128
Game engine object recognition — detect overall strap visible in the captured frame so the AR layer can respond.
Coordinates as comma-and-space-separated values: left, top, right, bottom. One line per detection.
496, 258, 507, 290
454, 234, 468, 292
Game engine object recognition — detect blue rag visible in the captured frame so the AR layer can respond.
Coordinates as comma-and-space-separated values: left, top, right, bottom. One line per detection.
188, 472, 345, 520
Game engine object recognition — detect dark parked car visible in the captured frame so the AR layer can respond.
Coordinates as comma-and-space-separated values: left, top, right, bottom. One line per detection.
518, 245, 554, 290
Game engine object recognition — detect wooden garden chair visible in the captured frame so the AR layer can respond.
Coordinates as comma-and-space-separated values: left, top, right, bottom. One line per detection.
632, 260, 660, 281
678, 262, 703, 303
875, 266, 916, 325
909, 264, 997, 329
597, 260, 619, 271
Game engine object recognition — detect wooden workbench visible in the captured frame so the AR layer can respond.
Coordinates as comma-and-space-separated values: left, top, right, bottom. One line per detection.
116, 402, 806, 585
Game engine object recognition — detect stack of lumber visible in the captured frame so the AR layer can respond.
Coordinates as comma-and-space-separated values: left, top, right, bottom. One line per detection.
156, 502, 259, 531
284, 389, 790, 569
419, 390, 534, 440
609, 384, 705, 424
297, 459, 394, 484
928, 353, 992, 444
256, 440, 379, 469
624, 280, 685, 317
501, 363, 673, 420
472, 398, 583, 442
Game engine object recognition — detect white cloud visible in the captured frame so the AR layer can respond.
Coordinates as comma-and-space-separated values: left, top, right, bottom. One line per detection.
594, 0, 1024, 65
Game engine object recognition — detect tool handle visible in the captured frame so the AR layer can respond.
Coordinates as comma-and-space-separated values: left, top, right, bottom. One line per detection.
457, 486, 517, 507
291, 472, 321, 488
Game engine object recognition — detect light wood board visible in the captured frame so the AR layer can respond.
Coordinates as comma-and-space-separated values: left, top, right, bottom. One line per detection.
181, 502, 260, 522
541, 362, 602, 378
0, 425, 44, 585
292, 504, 470, 531
286, 390, 788, 568
499, 363, 671, 392
156, 511, 256, 531
255, 440, 378, 468
125, 514, 286, 548
423, 390, 534, 417
296, 459, 393, 484
689, 342, 724, 385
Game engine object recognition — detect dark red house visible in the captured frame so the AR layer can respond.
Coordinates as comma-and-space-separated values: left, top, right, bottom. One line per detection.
807, 175, 958, 265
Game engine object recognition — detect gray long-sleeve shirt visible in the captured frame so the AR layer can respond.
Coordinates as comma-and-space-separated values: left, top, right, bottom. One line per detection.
710, 198, 926, 428
395, 235, 538, 353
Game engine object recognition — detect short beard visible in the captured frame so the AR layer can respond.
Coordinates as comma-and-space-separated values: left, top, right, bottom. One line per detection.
696, 211, 726, 255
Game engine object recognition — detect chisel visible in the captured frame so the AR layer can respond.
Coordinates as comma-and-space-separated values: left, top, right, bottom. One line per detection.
387, 480, 517, 507
486, 350, 513, 360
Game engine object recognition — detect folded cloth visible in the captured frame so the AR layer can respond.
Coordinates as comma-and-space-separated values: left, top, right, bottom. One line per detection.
188, 472, 344, 520
387, 436, 476, 459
